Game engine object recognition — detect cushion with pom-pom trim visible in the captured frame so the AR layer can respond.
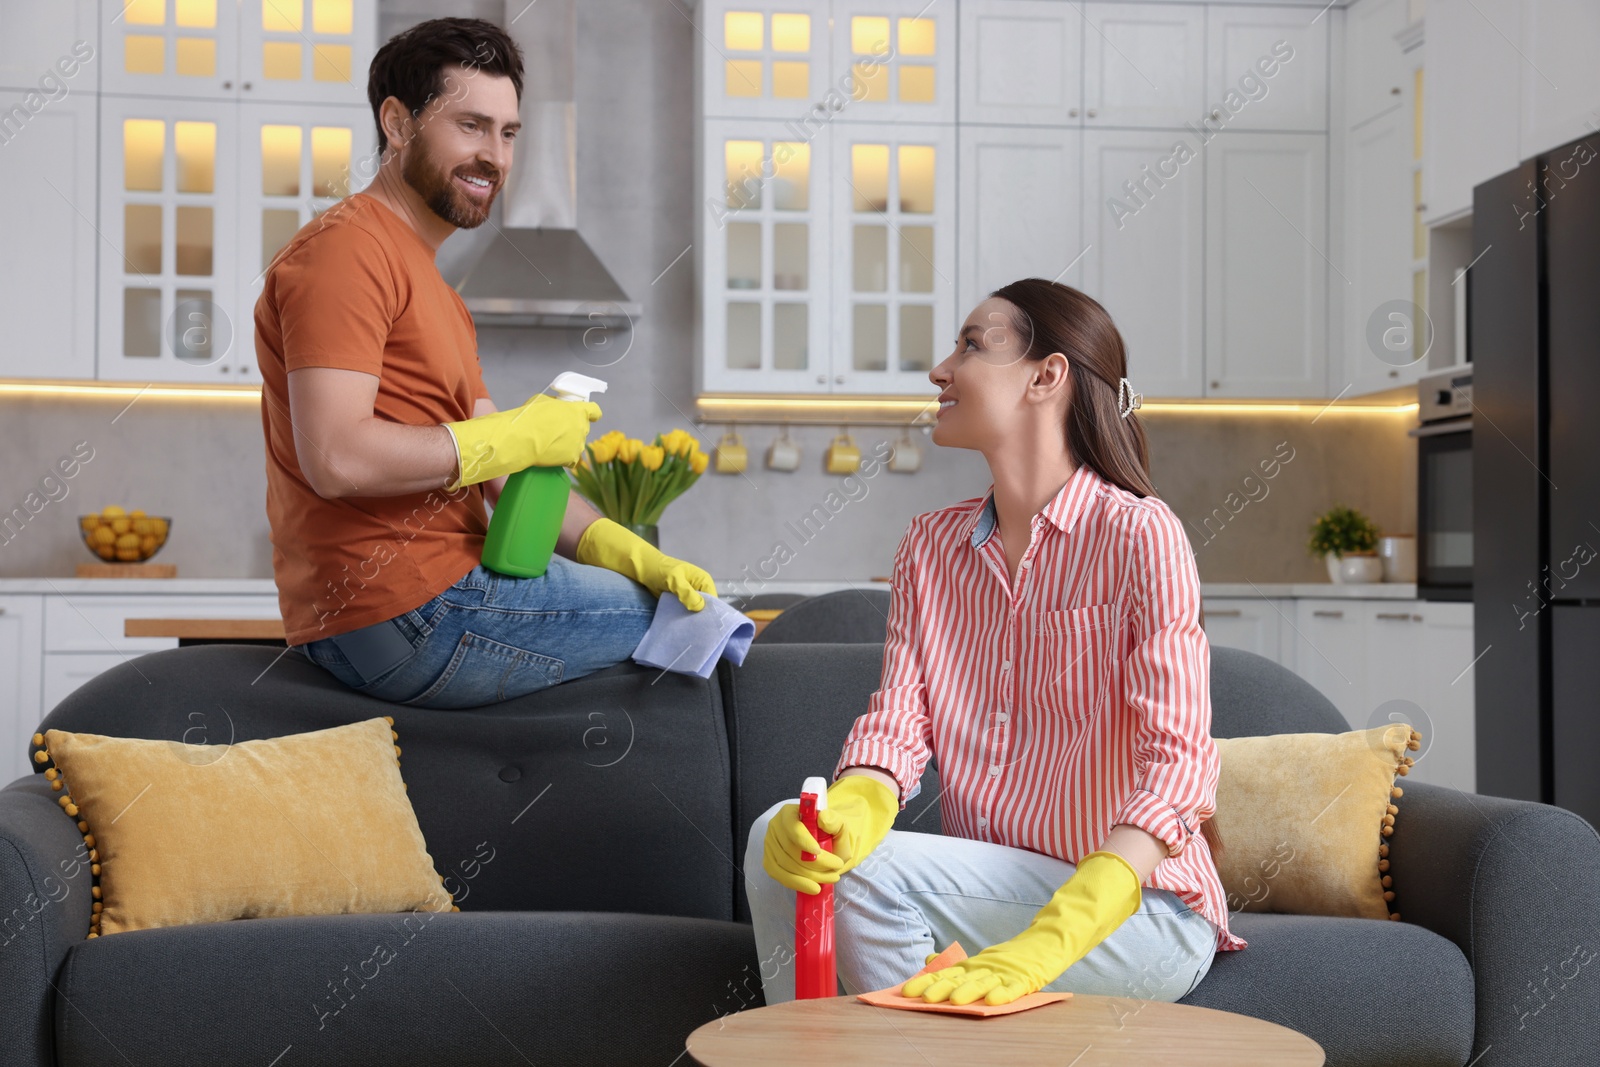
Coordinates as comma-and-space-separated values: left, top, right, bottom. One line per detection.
1211, 723, 1419, 922
34, 716, 454, 937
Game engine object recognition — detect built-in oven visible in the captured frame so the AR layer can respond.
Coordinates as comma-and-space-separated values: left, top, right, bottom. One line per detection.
1408, 367, 1472, 601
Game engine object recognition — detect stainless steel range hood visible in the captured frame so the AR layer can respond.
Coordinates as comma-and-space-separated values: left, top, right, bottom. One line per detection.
452, 0, 640, 328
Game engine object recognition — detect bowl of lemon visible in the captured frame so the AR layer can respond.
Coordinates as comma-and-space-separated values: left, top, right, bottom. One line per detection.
79, 507, 171, 563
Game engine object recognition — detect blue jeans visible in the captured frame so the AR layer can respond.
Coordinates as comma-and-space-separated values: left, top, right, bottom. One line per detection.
743, 799, 1220, 1005
294, 556, 657, 709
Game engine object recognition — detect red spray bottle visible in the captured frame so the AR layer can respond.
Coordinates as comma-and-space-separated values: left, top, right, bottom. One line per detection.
794, 775, 837, 999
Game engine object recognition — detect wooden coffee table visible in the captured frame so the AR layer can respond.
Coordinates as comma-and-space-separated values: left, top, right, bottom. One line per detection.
685, 993, 1324, 1066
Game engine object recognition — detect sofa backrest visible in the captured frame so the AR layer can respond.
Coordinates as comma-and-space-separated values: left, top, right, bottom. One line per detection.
1208, 646, 1351, 737
31, 645, 738, 922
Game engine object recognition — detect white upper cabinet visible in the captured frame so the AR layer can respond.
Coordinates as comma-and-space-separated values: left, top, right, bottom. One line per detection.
1083, 129, 1205, 398
830, 123, 957, 393
958, 125, 1083, 313
236, 101, 377, 379
830, 0, 956, 124
1082, 2, 1206, 129
698, 1, 828, 120
1343, 0, 1409, 130
1342, 104, 1420, 397
1204, 131, 1328, 397
97, 95, 243, 382
0, 1, 99, 93
0, 93, 97, 381
1420, 0, 1518, 225
1205, 5, 1327, 132
700, 119, 835, 394
101, 0, 375, 105
958, 0, 1083, 126
1517, 0, 1600, 165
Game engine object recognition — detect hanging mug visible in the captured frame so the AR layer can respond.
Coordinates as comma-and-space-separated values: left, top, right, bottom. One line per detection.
889, 430, 922, 473
714, 431, 748, 474
824, 432, 861, 475
766, 428, 801, 472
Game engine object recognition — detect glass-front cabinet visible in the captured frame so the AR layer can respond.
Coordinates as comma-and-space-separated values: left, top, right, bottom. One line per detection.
101, 0, 374, 105
829, 0, 955, 124
830, 124, 956, 393
700, 120, 832, 393
700, 1, 826, 119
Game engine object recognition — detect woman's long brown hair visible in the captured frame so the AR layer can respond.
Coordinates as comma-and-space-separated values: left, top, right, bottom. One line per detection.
989, 278, 1223, 857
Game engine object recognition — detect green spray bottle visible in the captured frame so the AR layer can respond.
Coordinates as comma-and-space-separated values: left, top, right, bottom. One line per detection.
480, 371, 608, 579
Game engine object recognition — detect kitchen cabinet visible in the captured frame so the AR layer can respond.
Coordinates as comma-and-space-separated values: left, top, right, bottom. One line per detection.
1343, 0, 1410, 130
958, 125, 1082, 313
1205, 5, 1328, 133
1082, 2, 1206, 129
1083, 128, 1206, 398
1204, 130, 1328, 397
1286, 598, 1365, 726
830, 123, 957, 392
698, 0, 828, 120
1201, 596, 1287, 663
1517, 0, 1600, 171
0, 597, 43, 785
829, 0, 956, 125
96, 95, 375, 382
957, 0, 1083, 126
100, 0, 375, 107
1342, 104, 1422, 396
1418, 0, 1519, 226
699, 118, 835, 394
0, 91, 97, 381
0, 1, 98, 93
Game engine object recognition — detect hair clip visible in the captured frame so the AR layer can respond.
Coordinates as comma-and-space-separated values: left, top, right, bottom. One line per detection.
1117, 377, 1143, 418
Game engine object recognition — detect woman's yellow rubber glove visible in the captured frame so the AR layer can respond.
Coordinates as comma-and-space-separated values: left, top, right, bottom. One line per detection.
574, 518, 717, 611
900, 850, 1143, 1006
442, 395, 603, 492
762, 774, 899, 895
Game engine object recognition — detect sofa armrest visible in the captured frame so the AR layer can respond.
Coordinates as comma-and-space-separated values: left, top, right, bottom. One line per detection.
0, 775, 97, 1067
1389, 780, 1600, 1067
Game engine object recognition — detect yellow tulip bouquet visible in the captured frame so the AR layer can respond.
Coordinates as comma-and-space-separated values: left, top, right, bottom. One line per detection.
569, 428, 709, 533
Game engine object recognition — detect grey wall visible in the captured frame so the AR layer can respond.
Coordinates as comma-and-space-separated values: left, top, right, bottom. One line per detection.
0, 0, 1417, 587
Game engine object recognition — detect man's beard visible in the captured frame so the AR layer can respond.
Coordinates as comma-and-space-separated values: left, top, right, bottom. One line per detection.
402, 141, 499, 229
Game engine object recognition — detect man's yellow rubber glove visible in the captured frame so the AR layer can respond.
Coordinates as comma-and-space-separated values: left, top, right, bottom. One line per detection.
442, 394, 603, 492
762, 774, 898, 895
574, 517, 718, 612
900, 850, 1143, 1006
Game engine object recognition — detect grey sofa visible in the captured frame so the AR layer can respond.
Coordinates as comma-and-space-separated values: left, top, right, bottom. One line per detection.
1, 643, 1594, 1067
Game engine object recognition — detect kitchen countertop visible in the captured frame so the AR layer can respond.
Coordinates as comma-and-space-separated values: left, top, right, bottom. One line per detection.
0, 578, 1420, 599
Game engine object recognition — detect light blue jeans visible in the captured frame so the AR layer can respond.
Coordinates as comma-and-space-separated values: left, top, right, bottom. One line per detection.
743, 798, 1220, 1005
294, 556, 656, 708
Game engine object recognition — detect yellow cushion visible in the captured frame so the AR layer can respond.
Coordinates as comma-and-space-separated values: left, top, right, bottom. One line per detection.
35, 716, 455, 937
1211, 723, 1420, 922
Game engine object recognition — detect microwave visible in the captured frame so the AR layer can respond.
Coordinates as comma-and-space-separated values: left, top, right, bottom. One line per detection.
1407, 368, 1472, 601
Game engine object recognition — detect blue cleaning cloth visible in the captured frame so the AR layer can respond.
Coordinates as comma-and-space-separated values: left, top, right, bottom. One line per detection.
631, 593, 755, 679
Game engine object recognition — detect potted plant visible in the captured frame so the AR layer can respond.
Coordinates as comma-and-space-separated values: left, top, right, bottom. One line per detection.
1308, 504, 1383, 583
569, 428, 708, 547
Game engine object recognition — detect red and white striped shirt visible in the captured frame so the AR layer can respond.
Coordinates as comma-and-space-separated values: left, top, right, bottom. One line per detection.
835, 461, 1247, 953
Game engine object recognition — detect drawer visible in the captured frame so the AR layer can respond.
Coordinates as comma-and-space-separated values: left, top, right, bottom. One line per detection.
44, 595, 281, 653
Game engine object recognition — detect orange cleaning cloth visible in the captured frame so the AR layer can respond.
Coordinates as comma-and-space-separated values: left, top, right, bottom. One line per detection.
855, 942, 1073, 1017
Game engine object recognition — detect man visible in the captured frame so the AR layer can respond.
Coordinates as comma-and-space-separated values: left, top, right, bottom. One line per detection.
256, 17, 715, 709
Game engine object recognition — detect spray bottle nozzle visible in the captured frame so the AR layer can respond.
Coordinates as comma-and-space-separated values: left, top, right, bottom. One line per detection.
548, 372, 609, 402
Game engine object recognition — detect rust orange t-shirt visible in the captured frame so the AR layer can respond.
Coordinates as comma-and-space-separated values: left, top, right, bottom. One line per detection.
256, 192, 491, 646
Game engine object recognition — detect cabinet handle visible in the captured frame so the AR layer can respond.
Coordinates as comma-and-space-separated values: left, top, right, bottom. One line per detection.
834, 374, 844, 384
1373, 611, 1416, 621
222, 80, 232, 89
816, 375, 826, 384
1416, 203, 1428, 213
1086, 108, 1097, 118
1391, 86, 1402, 95
1069, 108, 1079, 117
1312, 609, 1344, 618
0, 606, 6, 616
243, 81, 252, 91
1210, 380, 1220, 389
1211, 109, 1222, 120
1206, 609, 1242, 617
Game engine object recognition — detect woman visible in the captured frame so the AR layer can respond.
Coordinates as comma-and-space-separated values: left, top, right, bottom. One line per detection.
744, 278, 1246, 1007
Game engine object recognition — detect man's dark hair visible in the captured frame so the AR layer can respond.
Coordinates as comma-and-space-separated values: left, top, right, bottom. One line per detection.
367, 17, 524, 154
